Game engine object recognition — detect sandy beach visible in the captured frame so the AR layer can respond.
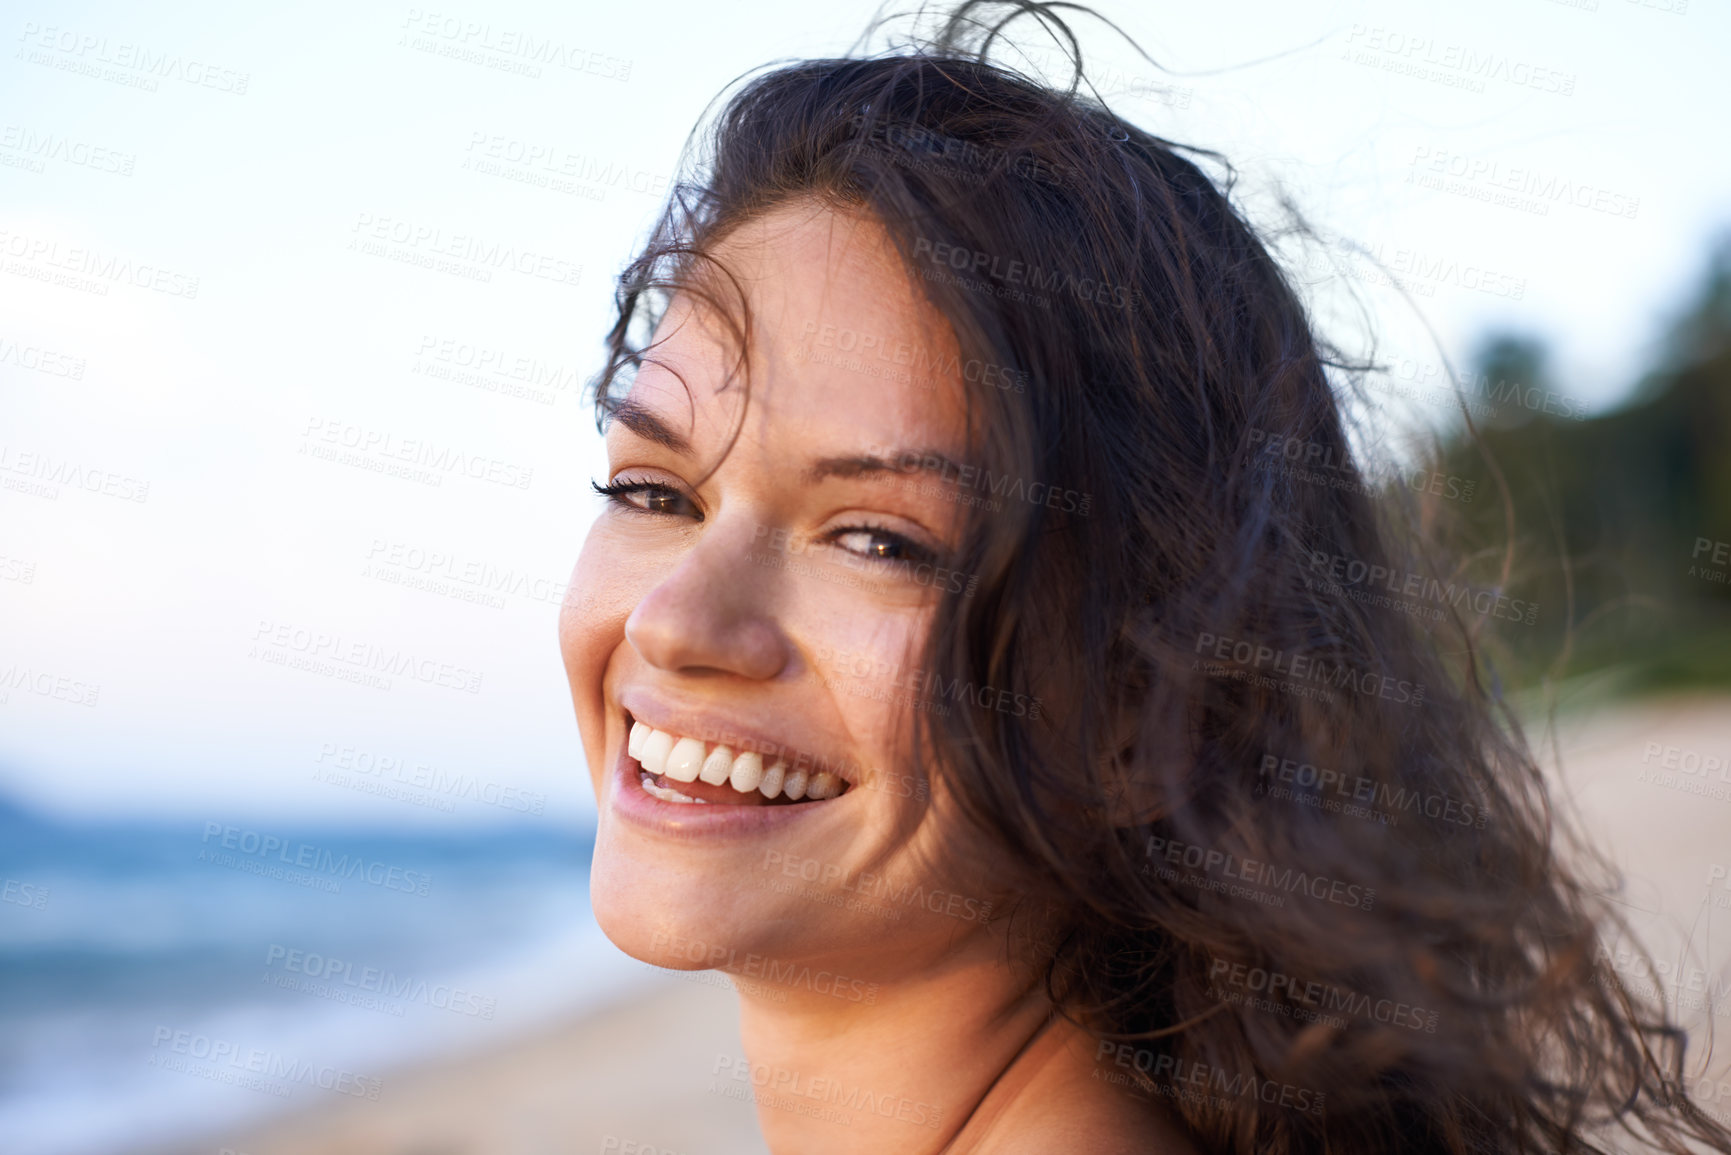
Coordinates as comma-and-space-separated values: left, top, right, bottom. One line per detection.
1531, 690, 1731, 1136
155, 968, 770, 1155
156, 692, 1731, 1154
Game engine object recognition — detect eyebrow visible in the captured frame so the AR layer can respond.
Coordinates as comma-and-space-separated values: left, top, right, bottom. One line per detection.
803, 451, 963, 485
606, 396, 693, 456
607, 396, 962, 484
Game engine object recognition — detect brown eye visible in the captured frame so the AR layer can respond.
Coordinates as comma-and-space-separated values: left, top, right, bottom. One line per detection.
831, 527, 935, 566
590, 479, 702, 520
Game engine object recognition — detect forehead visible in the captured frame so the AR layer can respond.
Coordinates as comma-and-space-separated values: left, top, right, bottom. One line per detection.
619, 200, 970, 457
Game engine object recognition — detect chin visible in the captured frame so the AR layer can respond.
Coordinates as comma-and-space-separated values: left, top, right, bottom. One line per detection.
588, 822, 769, 970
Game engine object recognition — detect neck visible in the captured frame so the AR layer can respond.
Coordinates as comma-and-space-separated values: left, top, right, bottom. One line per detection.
729, 936, 1053, 1154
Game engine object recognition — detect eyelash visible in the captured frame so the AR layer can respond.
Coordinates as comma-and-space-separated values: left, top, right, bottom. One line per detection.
591, 478, 696, 518
591, 478, 937, 567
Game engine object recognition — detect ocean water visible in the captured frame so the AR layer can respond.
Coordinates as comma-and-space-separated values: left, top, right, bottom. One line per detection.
0, 798, 645, 1155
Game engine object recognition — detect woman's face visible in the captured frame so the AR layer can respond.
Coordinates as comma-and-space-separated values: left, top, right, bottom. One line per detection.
560, 200, 1005, 977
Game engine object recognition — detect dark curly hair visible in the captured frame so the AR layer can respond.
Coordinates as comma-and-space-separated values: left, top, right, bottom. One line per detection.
585, 2, 1731, 1150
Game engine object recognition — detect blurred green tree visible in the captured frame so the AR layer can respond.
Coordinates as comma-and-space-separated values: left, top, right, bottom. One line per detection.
1434, 233, 1731, 693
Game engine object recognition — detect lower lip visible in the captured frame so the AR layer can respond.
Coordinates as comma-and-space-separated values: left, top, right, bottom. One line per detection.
606, 732, 849, 840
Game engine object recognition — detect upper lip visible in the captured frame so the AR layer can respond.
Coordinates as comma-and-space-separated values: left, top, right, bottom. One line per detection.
618, 689, 860, 786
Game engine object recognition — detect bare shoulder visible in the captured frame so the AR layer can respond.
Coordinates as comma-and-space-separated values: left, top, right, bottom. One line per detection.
980, 1073, 1201, 1155
958, 1020, 1203, 1155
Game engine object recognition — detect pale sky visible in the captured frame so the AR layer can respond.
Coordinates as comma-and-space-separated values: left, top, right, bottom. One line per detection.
1, 0, 1726, 825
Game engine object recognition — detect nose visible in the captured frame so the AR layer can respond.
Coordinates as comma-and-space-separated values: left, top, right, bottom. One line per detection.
624, 518, 791, 680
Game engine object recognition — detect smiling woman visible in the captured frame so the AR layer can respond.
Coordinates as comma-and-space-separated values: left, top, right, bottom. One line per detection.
556, 3, 1731, 1154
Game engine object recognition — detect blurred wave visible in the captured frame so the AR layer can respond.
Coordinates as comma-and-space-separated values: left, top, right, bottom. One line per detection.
0, 797, 639, 1155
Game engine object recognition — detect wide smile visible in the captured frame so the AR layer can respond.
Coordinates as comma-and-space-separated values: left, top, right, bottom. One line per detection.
629, 711, 852, 806
607, 704, 857, 834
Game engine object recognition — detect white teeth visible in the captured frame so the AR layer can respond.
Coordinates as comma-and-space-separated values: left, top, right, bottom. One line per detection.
699, 745, 735, 786
759, 759, 786, 799
728, 750, 765, 793
626, 723, 846, 803
640, 772, 707, 804
665, 737, 706, 783
639, 729, 674, 776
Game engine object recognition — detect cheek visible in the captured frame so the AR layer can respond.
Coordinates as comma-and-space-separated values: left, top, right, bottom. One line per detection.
559, 525, 637, 776
808, 600, 932, 750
